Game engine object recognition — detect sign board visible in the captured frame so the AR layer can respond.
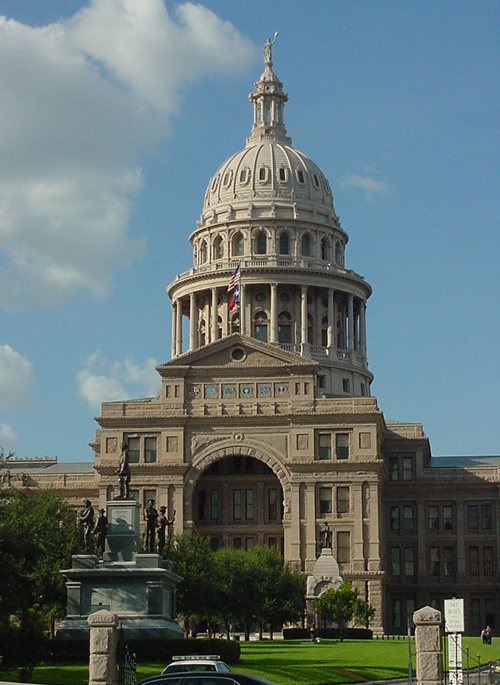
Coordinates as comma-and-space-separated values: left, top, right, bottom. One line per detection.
444, 598, 465, 633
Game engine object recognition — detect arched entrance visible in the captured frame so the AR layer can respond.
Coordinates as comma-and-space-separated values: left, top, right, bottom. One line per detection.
192, 455, 284, 553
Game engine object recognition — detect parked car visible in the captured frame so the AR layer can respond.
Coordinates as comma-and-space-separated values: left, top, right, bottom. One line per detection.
161, 655, 231, 673
490, 660, 500, 684
138, 672, 278, 685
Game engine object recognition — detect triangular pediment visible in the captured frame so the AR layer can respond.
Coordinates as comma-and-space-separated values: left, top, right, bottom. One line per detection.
157, 334, 319, 375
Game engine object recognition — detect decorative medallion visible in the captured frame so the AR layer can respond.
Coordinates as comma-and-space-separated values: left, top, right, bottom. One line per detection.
205, 384, 218, 399
257, 383, 271, 397
276, 383, 288, 396
188, 384, 201, 398
223, 384, 237, 398
240, 384, 253, 398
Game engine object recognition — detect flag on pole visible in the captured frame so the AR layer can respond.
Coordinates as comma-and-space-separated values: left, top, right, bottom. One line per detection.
228, 264, 241, 311
227, 263, 240, 293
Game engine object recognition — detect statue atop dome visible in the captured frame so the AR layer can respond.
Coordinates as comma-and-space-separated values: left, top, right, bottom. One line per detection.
262, 32, 278, 66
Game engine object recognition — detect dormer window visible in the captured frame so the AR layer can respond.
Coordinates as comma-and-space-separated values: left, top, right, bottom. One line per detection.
259, 167, 269, 183
296, 169, 305, 184
239, 168, 250, 185
313, 173, 320, 188
278, 167, 288, 182
222, 170, 233, 187
210, 175, 219, 191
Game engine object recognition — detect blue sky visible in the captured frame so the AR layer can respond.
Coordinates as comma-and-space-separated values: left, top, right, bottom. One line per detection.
0, 0, 498, 461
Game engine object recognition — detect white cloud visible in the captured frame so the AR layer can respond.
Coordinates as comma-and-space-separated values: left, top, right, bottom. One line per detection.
77, 350, 159, 410
341, 174, 391, 198
0, 345, 34, 410
0, 423, 17, 449
0, 1, 256, 310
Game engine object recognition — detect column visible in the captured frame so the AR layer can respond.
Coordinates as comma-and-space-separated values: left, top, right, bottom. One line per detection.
347, 293, 354, 351
360, 300, 367, 357
413, 606, 443, 685
175, 299, 183, 357
289, 484, 301, 566
300, 284, 309, 354
171, 302, 176, 358
305, 483, 317, 571
172, 484, 184, 536
88, 610, 119, 685
327, 288, 335, 353
189, 292, 197, 351
270, 283, 278, 343
211, 287, 218, 343
368, 482, 381, 570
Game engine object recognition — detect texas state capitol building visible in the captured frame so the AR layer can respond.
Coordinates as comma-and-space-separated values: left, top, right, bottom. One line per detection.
2, 45, 499, 635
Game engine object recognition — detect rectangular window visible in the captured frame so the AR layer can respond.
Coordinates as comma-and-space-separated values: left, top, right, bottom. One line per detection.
337, 531, 350, 563
469, 546, 480, 576
430, 547, 440, 576
336, 433, 349, 460
127, 437, 140, 463
233, 537, 242, 549
245, 537, 254, 550
483, 546, 494, 576
210, 490, 219, 521
342, 378, 351, 393
318, 433, 332, 460
443, 546, 454, 576
403, 506, 415, 531
402, 456, 414, 480
143, 489, 156, 508
467, 504, 479, 530
470, 598, 481, 631
267, 488, 278, 521
198, 489, 206, 521
481, 504, 493, 530
391, 547, 401, 576
428, 505, 439, 531
336, 486, 350, 516
319, 487, 332, 515
233, 489, 242, 521
404, 547, 415, 576
245, 489, 254, 520
443, 505, 453, 530
389, 456, 399, 481
144, 437, 157, 463
390, 506, 400, 532
392, 599, 401, 631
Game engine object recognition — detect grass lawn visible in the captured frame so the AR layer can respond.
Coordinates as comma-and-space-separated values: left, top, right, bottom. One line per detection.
0, 636, 496, 685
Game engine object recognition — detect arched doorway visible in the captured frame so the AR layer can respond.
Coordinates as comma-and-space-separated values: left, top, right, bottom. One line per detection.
192, 455, 284, 553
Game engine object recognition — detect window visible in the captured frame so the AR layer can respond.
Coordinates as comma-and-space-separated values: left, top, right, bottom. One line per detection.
143, 489, 156, 508
232, 232, 244, 257
213, 235, 224, 260
403, 506, 415, 531
391, 547, 401, 576
443, 505, 454, 530
127, 437, 140, 463
296, 169, 305, 184
254, 311, 268, 342
469, 546, 480, 576
245, 489, 254, 520
144, 437, 157, 463
320, 237, 330, 261
388, 453, 416, 481
313, 173, 320, 188
233, 489, 242, 520
301, 233, 311, 256
258, 166, 269, 182
402, 456, 414, 480
389, 456, 399, 481
278, 167, 287, 182
428, 506, 439, 531
335, 433, 349, 460
198, 489, 206, 521
267, 488, 278, 521
470, 598, 481, 631
467, 505, 479, 530
335, 241, 342, 264
255, 230, 267, 255
481, 504, 493, 529
336, 486, 350, 515
430, 547, 440, 576
337, 531, 350, 563
200, 240, 208, 264
443, 547, 454, 577
318, 433, 332, 460
239, 168, 250, 184
278, 311, 292, 344
319, 487, 332, 515
342, 378, 351, 393
390, 506, 400, 532
483, 546, 494, 576
210, 490, 219, 521
404, 547, 415, 576
279, 231, 290, 255
222, 169, 232, 187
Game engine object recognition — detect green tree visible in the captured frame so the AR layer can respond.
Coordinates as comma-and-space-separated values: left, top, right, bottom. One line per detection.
316, 581, 375, 640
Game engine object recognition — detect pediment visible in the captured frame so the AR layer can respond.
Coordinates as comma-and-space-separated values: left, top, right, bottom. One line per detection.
157, 334, 319, 375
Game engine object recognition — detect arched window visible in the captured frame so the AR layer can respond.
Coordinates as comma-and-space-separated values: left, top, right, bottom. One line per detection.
213, 235, 224, 260
278, 311, 292, 344
254, 311, 268, 342
301, 233, 311, 257
217, 315, 223, 340
232, 232, 244, 257
321, 237, 330, 261
200, 240, 208, 264
279, 231, 290, 255
199, 319, 206, 346
335, 241, 342, 265
230, 312, 240, 334
255, 230, 267, 255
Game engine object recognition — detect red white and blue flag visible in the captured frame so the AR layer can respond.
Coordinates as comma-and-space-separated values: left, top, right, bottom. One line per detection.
228, 264, 240, 311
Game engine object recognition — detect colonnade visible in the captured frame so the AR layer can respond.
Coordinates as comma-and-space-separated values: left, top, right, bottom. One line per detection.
171, 282, 367, 360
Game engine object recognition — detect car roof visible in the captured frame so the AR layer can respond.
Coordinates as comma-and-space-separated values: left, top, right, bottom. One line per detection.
138, 672, 277, 685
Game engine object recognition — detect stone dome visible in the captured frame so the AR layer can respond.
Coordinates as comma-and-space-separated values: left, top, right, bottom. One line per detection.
201, 40, 337, 224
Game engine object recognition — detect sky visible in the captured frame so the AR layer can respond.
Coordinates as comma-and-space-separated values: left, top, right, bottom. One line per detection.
0, 0, 498, 462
